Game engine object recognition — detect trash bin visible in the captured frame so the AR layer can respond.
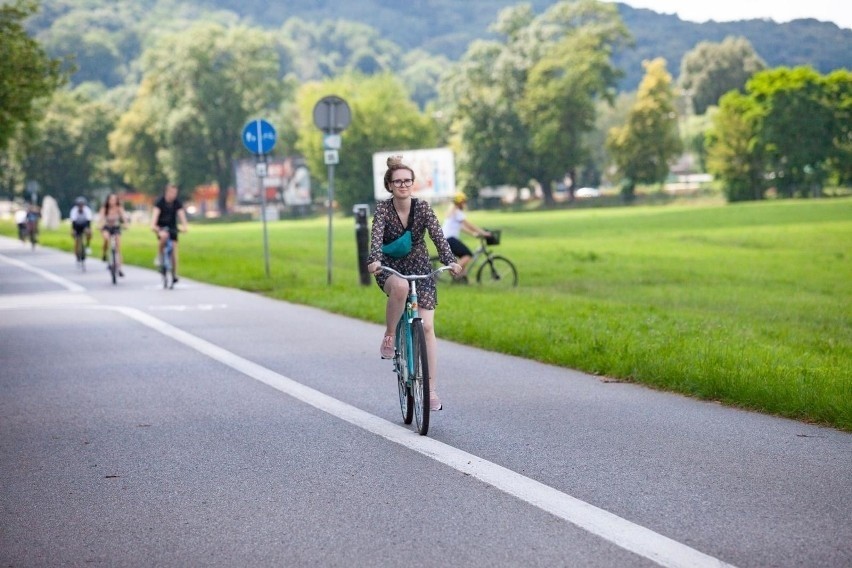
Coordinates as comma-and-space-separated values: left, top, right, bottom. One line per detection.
353, 204, 371, 285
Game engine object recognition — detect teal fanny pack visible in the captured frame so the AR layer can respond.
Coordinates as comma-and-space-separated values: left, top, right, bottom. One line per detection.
381, 230, 412, 257
381, 198, 417, 258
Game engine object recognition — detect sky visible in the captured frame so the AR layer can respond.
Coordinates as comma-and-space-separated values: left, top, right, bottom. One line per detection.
604, 0, 852, 30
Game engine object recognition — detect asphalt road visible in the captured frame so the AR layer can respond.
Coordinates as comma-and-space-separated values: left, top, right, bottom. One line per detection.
1, 236, 849, 567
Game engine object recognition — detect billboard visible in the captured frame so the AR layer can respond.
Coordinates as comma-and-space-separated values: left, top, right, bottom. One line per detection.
372, 148, 455, 201
234, 157, 311, 206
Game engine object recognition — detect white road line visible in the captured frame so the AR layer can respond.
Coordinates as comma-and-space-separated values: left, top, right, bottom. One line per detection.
0, 253, 86, 293
0, 291, 96, 309
111, 304, 737, 568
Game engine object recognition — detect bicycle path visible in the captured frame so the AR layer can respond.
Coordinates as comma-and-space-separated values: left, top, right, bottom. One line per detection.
1, 236, 849, 567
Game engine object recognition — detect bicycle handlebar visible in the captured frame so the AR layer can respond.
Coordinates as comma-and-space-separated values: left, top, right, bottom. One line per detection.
379, 265, 453, 281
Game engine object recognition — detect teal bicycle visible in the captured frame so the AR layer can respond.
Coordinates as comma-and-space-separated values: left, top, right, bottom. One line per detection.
380, 265, 451, 436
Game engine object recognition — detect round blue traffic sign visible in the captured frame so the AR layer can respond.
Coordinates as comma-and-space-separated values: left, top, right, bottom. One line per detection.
242, 119, 277, 155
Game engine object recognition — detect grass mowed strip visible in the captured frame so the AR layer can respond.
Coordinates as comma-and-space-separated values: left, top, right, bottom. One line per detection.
5, 198, 850, 430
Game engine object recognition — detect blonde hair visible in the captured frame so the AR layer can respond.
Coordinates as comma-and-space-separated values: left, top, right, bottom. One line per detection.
383, 155, 415, 193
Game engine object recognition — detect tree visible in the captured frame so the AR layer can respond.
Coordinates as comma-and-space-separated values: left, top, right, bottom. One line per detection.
706, 66, 850, 201
679, 36, 766, 115
439, 0, 629, 204
278, 17, 401, 81
823, 69, 852, 185
295, 73, 438, 214
21, 87, 118, 214
0, 0, 64, 152
400, 49, 451, 110
585, 92, 635, 188
111, 22, 288, 211
607, 58, 683, 200
749, 67, 838, 197
705, 92, 766, 201
519, 30, 623, 201
109, 78, 170, 195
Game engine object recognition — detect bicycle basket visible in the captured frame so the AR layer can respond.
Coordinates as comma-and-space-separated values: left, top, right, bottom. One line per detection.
484, 229, 501, 246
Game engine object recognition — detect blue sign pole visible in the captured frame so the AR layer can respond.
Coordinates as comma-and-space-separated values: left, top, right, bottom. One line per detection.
241, 119, 278, 277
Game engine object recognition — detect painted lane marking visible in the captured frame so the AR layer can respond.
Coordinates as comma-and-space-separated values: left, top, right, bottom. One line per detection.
0, 291, 96, 310
147, 303, 228, 311
0, 253, 86, 293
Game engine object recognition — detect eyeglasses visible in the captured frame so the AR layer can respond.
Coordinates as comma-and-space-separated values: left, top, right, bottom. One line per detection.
390, 178, 414, 188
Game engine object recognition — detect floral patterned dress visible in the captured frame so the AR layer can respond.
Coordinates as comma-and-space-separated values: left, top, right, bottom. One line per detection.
368, 197, 456, 310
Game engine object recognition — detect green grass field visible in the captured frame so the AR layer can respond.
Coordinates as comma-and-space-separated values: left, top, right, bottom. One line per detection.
4, 198, 850, 430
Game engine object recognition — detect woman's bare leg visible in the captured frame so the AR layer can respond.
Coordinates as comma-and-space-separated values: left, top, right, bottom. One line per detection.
382, 276, 407, 336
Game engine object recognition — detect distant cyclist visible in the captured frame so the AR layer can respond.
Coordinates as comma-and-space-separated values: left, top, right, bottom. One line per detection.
25, 203, 41, 245
150, 183, 188, 284
98, 192, 129, 277
69, 197, 93, 254
15, 206, 27, 242
441, 192, 490, 281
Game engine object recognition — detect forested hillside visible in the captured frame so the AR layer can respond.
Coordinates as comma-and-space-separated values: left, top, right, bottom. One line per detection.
6, 0, 848, 215
27, 0, 852, 93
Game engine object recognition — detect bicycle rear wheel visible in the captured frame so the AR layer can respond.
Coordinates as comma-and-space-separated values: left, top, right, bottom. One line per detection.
395, 320, 413, 424
410, 318, 430, 436
476, 255, 518, 288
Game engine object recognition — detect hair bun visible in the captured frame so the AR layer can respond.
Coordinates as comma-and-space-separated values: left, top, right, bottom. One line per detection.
387, 155, 404, 167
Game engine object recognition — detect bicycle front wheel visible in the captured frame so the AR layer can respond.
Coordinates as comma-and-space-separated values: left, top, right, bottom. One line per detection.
109, 246, 117, 285
161, 252, 169, 289
410, 318, 430, 436
476, 255, 518, 288
429, 256, 453, 285
395, 320, 413, 424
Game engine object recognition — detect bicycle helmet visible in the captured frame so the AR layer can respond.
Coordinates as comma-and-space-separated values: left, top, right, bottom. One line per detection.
74, 196, 87, 206
452, 192, 467, 205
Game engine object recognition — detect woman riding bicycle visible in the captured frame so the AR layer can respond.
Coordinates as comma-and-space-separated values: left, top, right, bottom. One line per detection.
442, 192, 491, 282
99, 193, 129, 277
367, 155, 461, 411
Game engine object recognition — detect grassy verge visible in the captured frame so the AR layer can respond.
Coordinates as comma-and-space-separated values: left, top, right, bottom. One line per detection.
3, 198, 850, 430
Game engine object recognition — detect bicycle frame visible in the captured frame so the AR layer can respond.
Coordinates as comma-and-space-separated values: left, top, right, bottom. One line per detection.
380, 265, 451, 435
467, 238, 492, 273
383, 266, 438, 378
398, 281, 420, 378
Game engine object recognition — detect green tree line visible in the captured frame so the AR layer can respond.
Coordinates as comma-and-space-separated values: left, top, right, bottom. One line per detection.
2, 0, 850, 216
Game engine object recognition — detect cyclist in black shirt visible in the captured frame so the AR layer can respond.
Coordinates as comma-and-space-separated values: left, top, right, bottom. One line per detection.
150, 184, 188, 283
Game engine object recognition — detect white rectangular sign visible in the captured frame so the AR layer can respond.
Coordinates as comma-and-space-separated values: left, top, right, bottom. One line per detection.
372, 147, 456, 201
234, 157, 312, 206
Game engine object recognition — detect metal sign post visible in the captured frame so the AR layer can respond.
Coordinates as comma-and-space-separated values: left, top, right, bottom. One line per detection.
312, 95, 351, 285
242, 119, 277, 277
256, 155, 271, 278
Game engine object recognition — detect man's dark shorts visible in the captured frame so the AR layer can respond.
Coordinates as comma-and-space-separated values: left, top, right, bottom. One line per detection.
158, 226, 179, 242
